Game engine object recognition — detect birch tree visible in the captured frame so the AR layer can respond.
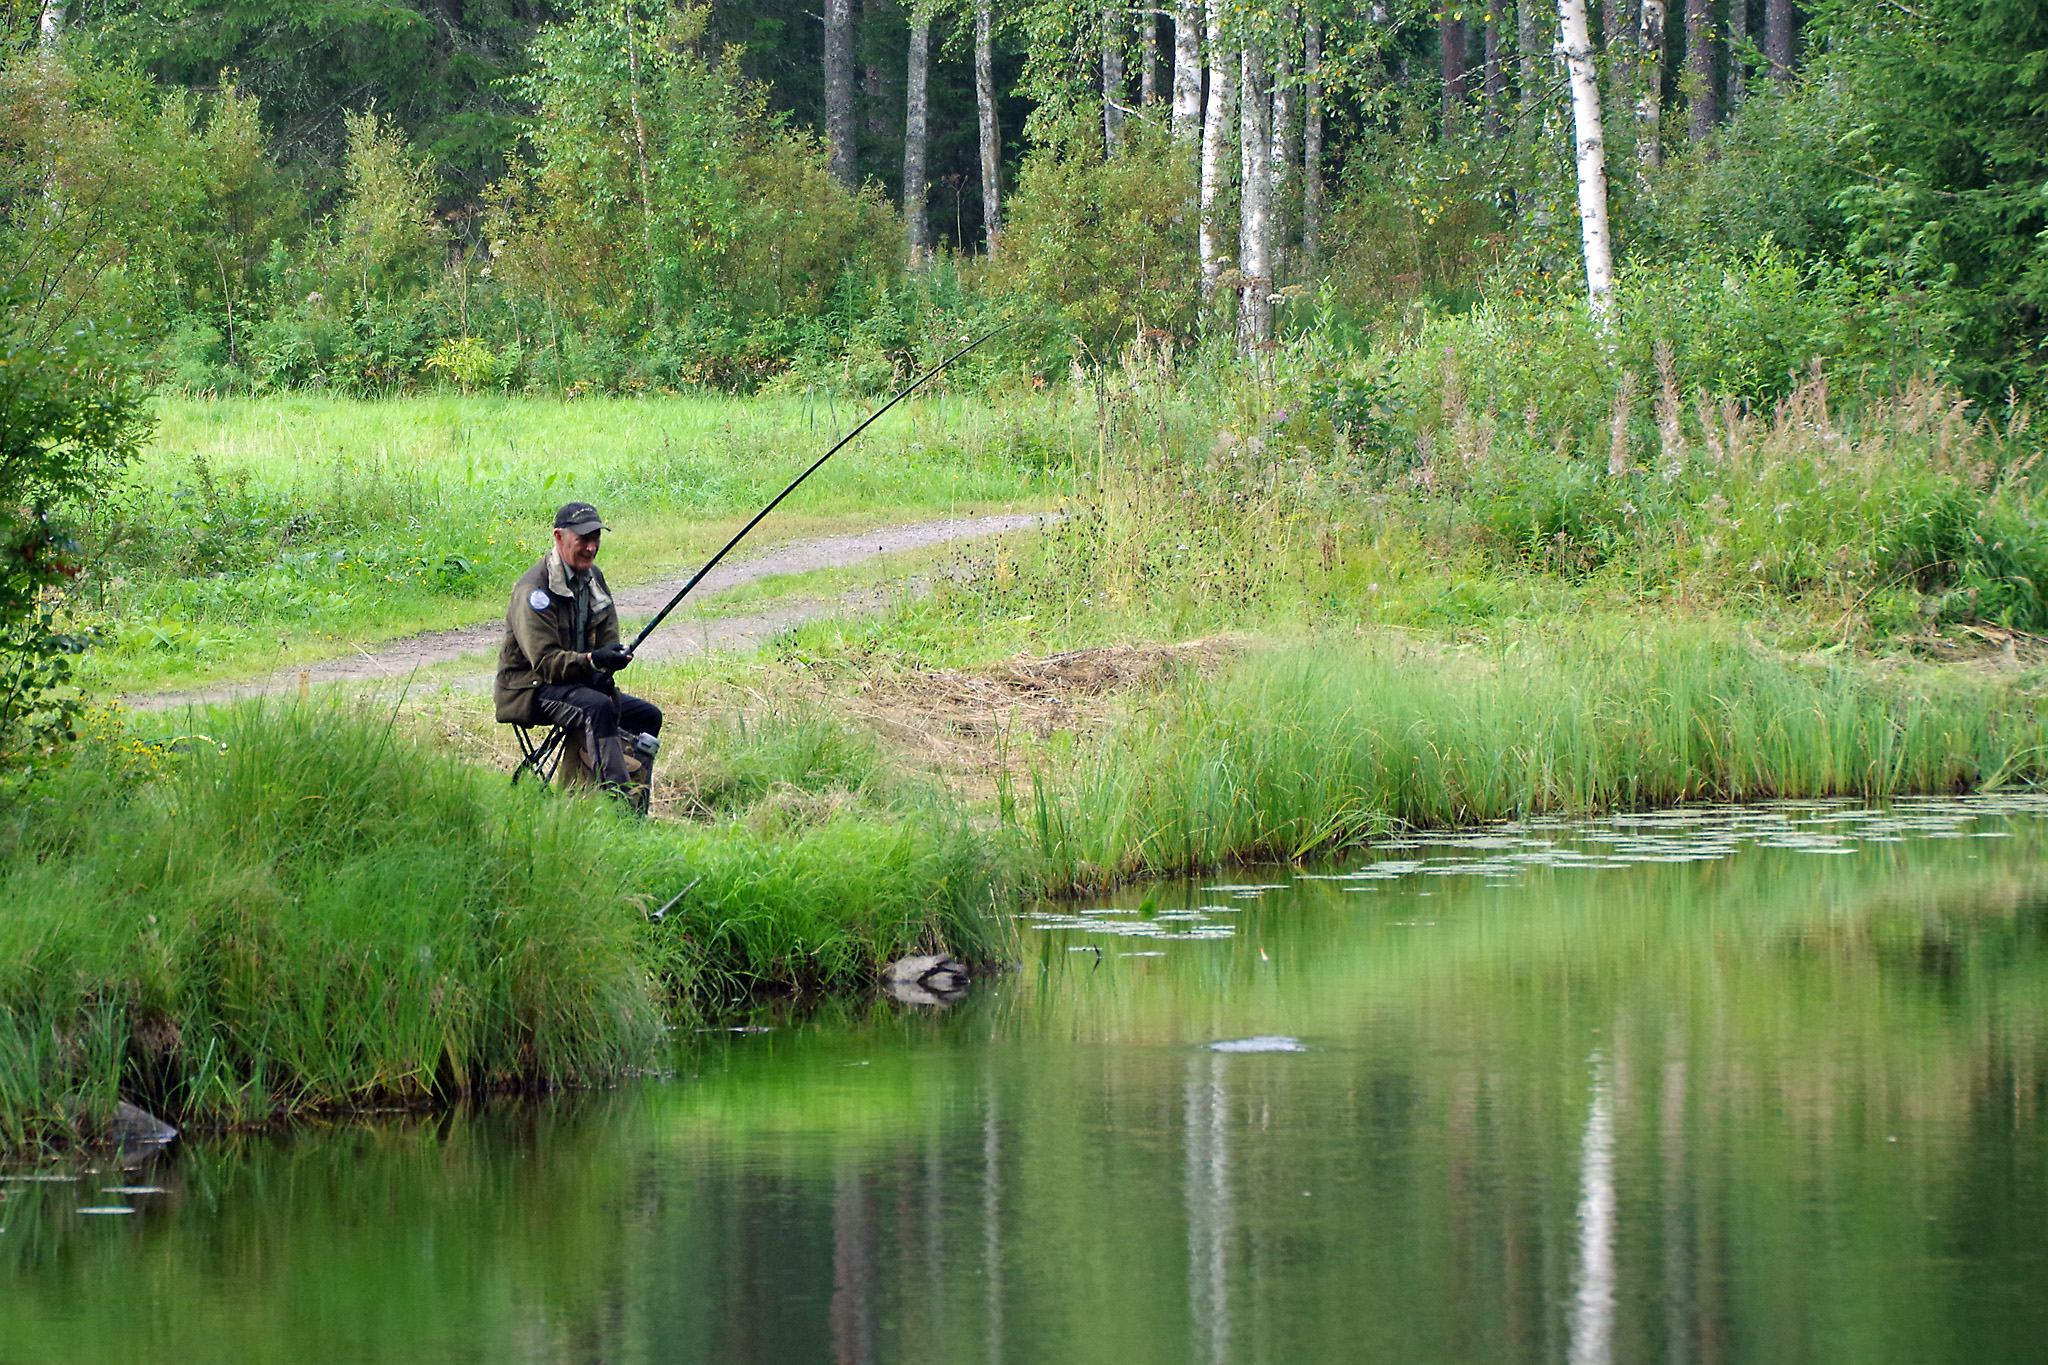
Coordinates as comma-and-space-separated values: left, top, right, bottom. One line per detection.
1270, 12, 1294, 279
1172, 0, 1203, 145
825, 0, 856, 186
1302, 17, 1323, 264
1198, 0, 1235, 299
1139, 11, 1157, 105
903, 4, 932, 264
39, 1, 63, 44
1238, 40, 1273, 343
1441, 12, 1467, 126
976, 0, 1002, 254
1104, 8, 1126, 154
1557, 0, 1613, 321
1637, 0, 1665, 167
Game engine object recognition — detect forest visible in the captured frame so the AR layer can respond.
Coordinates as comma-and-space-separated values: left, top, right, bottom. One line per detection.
2, 0, 2040, 401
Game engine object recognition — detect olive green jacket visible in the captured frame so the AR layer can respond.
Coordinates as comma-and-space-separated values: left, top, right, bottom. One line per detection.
493, 551, 620, 725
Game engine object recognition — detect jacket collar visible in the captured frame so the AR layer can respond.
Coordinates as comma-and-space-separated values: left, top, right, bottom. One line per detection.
544, 550, 612, 612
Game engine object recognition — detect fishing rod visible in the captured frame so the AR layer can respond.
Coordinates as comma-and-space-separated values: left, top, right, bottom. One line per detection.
624, 321, 1016, 657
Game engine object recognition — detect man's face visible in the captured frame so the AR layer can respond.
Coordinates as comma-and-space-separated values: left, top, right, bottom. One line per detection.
554, 527, 601, 573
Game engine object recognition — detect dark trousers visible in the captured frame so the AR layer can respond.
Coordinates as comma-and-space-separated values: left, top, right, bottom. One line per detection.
535, 684, 663, 745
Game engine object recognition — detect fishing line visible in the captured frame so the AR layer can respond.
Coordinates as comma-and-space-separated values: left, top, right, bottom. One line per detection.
624, 321, 1017, 656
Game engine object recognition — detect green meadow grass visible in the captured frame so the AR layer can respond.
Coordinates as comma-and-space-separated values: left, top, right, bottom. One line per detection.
80, 392, 1073, 690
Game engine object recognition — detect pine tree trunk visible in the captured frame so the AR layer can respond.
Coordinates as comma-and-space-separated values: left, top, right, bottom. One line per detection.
1172, 0, 1204, 145
1441, 15, 1467, 128
1104, 8, 1126, 155
1484, 15, 1505, 138
1686, 0, 1716, 140
1637, 0, 1665, 168
1271, 13, 1294, 281
863, 0, 893, 139
1303, 18, 1323, 265
1140, 12, 1158, 106
903, 7, 932, 265
1238, 41, 1273, 345
1727, 0, 1747, 108
1558, 0, 1614, 321
976, 0, 1002, 255
1198, 0, 1235, 301
826, 0, 857, 187
1765, 0, 1791, 82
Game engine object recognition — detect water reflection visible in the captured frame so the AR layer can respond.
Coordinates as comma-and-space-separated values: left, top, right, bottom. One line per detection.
1569, 1052, 1617, 1365
1185, 1053, 1230, 1365
2, 799, 2046, 1363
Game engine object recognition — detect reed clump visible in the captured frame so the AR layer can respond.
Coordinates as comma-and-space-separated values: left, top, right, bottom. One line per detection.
0, 701, 1011, 1150
1018, 625, 2048, 891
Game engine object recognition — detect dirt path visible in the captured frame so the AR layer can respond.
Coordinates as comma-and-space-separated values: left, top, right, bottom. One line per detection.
129, 513, 1045, 710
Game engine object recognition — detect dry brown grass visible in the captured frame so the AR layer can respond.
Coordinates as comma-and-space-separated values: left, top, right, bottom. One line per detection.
833, 636, 1240, 795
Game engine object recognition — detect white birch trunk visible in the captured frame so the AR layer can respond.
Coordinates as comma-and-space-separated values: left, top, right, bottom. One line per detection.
1173, 0, 1204, 145
1637, 0, 1665, 168
1270, 13, 1294, 281
976, 0, 1003, 255
1140, 12, 1158, 106
904, 7, 932, 265
1198, 0, 1235, 300
1103, 8, 1126, 155
1237, 42, 1273, 345
1558, 0, 1614, 322
39, 0, 64, 43
1302, 18, 1323, 264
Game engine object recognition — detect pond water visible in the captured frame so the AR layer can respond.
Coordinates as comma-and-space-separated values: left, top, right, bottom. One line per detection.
4, 797, 2046, 1364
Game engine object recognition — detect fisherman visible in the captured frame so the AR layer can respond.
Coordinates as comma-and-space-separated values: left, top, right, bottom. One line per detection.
495, 502, 663, 807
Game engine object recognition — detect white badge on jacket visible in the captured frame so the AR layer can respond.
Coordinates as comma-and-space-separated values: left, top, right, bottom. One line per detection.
528, 589, 551, 612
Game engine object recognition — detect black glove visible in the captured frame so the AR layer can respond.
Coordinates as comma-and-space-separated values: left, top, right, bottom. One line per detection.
591, 643, 634, 673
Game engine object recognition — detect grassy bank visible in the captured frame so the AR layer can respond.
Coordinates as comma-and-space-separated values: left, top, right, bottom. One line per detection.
1017, 626, 2048, 891
0, 702, 1008, 1150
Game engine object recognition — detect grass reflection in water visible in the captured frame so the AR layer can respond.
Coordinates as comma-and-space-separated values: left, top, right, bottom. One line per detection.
1, 796, 2044, 1365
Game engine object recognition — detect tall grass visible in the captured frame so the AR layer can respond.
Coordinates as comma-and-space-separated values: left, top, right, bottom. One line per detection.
0, 701, 1012, 1150
1018, 626, 2048, 891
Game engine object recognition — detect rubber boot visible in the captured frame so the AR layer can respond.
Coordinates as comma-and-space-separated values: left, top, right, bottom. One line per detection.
626, 759, 653, 816
555, 730, 597, 790
594, 736, 633, 795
